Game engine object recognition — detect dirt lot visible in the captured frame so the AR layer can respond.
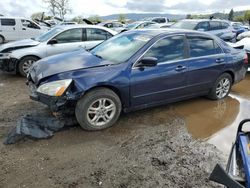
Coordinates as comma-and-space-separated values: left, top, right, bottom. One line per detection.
1, 71, 250, 188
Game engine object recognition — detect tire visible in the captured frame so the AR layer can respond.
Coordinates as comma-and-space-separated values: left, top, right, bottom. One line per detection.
208, 73, 232, 100
0, 35, 4, 44
18, 56, 39, 77
75, 88, 122, 131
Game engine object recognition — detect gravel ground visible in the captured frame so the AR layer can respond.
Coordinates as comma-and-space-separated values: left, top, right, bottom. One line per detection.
0, 71, 226, 188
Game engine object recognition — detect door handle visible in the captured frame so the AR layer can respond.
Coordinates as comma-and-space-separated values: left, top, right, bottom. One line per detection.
13, 27, 15, 30
216, 58, 224, 63
175, 65, 187, 72
22, 28, 26, 30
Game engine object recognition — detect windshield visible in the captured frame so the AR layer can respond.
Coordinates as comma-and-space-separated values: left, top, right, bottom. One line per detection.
171, 21, 198, 30
34, 27, 64, 42
90, 32, 153, 63
126, 22, 139, 29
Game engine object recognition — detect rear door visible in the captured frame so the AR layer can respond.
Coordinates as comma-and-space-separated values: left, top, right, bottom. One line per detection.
186, 35, 226, 93
46, 28, 84, 56
0, 18, 19, 41
84, 28, 113, 49
130, 35, 189, 107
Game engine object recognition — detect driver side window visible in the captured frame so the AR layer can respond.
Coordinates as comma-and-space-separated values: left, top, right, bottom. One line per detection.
143, 36, 185, 63
54, 28, 83, 43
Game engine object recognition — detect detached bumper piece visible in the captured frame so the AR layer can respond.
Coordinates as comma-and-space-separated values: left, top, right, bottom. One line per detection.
4, 114, 78, 144
210, 119, 250, 188
0, 58, 17, 73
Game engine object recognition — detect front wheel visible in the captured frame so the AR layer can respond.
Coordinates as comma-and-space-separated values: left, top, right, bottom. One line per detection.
75, 88, 122, 131
18, 56, 39, 77
208, 73, 232, 100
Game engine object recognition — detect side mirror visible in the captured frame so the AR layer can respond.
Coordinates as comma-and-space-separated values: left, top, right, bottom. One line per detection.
48, 39, 58, 45
137, 57, 158, 67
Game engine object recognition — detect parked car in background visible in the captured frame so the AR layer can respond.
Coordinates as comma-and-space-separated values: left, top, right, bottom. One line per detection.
27, 29, 248, 131
145, 22, 175, 29
58, 22, 78, 26
149, 17, 169, 24
0, 17, 49, 44
0, 25, 117, 76
228, 37, 250, 66
171, 19, 236, 42
230, 21, 249, 36
98, 21, 124, 32
122, 21, 156, 32
237, 30, 250, 41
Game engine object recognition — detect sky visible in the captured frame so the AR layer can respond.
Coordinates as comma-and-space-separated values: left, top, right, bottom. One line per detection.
1, 0, 250, 19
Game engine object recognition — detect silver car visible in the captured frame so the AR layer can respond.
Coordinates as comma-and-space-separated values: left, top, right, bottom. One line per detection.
171, 19, 236, 42
0, 25, 117, 76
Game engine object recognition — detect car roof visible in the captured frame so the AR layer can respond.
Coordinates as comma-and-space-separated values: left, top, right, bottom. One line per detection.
54, 24, 118, 34
126, 28, 218, 38
181, 19, 229, 23
0, 16, 32, 20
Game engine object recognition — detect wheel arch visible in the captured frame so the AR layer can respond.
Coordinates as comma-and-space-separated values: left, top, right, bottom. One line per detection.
83, 85, 123, 104
223, 70, 235, 84
16, 55, 41, 72
0, 34, 5, 43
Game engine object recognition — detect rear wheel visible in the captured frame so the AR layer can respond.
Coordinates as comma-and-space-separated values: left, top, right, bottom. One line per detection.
208, 73, 232, 100
18, 56, 39, 77
75, 88, 122, 131
0, 35, 4, 44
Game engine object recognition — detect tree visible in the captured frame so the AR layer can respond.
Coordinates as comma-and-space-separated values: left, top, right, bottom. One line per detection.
245, 10, 250, 25
43, 0, 58, 16
56, 0, 71, 20
234, 15, 244, 22
118, 14, 126, 24
71, 16, 84, 24
228, 9, 234, 21
88, 15, 102, 24
186, 14, 192, 19
43, 0, 71, 19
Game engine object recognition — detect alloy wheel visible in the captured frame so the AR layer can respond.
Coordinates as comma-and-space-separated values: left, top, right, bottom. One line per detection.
216, 78, 231, 99
22, 60, 35, 75
86, 98, 116, 127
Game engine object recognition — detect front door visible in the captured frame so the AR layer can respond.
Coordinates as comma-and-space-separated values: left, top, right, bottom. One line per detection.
130, 35, 189, 107
46, 28, 84, 56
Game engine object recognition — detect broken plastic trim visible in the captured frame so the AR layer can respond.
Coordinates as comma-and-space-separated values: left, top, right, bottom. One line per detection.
4, 114, 77, 145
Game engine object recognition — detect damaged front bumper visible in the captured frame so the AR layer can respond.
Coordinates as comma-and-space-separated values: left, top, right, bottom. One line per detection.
28, 81, 76, 114
0, 56, 18, 73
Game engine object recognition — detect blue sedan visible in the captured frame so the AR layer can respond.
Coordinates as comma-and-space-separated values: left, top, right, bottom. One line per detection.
27, 29, 248, 130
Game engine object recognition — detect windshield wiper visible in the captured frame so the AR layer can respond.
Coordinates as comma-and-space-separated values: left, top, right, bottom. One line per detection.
93, 54, 103, 59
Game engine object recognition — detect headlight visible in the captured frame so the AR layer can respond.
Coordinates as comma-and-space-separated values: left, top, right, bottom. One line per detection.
0, 53, 12, 59
37, 79, 72, 97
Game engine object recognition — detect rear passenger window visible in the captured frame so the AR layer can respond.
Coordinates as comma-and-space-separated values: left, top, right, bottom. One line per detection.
86, 28, 112, 41
188, 37, 223, 57
221, 22, 230, 29
143, 36, 185, 63
1, 19, 16, 26
196, 22, 209, 31
209, 21, 221, 30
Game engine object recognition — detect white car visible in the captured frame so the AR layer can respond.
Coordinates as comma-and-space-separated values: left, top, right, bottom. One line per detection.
0, 17, 49, 44
228, 37, 250, 67
237, 31, 250, 41
0, 25, 117, 76
123, 21, 157, 32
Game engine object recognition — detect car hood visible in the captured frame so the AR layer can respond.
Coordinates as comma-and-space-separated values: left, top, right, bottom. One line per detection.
30, 49, 113, 83
0, 39, 40, 53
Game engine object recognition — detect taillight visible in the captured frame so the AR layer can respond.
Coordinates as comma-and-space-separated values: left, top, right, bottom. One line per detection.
244, 54, 249, 64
